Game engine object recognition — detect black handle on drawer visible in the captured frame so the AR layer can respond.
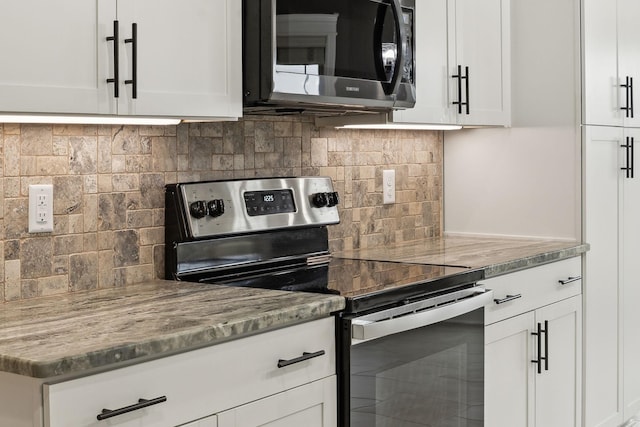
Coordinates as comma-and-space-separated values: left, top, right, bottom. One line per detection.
494, 294, 522, 305
97, 396, 167, 421
558, 276, 582, 285
277, 350, 325, 368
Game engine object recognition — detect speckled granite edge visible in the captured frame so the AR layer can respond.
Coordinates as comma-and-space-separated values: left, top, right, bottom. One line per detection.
14, 299, 344, 379
483, 243, 590, 278
0, 281, 345, 379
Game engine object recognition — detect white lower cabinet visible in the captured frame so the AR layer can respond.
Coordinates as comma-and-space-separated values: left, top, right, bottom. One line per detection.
1, 317, 336, 427
217, 377, 336, 427
182, 416, 218, 427
483, 258, 582, 427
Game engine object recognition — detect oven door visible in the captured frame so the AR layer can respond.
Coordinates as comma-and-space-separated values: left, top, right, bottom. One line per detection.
341, 287, 493, 427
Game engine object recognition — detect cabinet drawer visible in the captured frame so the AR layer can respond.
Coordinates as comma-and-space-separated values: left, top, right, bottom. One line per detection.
482, 257, 582, 325
44, 317, 335, 427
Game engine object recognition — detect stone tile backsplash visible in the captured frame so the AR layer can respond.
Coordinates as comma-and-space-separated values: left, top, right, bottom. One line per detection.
0, 116, 442, 302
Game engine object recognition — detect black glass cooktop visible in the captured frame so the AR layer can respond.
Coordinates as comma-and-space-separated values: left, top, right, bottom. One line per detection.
204, 257, 483, 315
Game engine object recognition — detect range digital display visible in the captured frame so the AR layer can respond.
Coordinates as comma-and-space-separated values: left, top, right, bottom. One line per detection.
244, 189, 296, 216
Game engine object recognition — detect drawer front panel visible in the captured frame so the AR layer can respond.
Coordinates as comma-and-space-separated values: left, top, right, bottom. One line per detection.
44, 317, 335, 427
483, 257, 582, 325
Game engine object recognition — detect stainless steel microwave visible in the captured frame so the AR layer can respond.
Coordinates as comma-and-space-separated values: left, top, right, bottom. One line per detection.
243, 0, 416, 114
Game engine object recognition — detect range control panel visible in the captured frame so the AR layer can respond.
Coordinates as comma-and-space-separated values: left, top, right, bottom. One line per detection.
244, 189, 296, 216
175, 177, 340, 238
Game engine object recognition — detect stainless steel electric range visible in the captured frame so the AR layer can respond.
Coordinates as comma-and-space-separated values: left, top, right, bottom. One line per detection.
165, 176, 492, 427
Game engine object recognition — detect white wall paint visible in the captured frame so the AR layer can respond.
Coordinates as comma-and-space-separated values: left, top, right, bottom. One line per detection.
444, 127, 581, 240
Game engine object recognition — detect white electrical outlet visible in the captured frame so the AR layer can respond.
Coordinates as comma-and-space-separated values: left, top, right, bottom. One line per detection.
383, 169, 396, 204
29, 184, 54, 233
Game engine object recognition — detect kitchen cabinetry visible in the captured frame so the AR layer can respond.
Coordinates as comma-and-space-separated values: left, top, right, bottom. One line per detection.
584, 125, 640, 426
583, 0, 640, 127
392, 0, 510, 127
217, 378, 336, 427
0, 0, 241, 120
2, 317, 337, 427
484, 258, 582, 427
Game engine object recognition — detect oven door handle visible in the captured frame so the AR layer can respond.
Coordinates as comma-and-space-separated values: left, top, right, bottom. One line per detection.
351, 288, 494, 343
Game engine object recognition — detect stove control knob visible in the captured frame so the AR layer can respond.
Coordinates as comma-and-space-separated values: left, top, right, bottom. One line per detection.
207, 199, 225, 217
327, 191, 340, 207
312, 192, 340, 208
312, 192, 329, 208
189, 201, 207, 219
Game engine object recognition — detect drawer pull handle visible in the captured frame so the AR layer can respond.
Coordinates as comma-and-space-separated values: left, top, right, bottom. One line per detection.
277, 350, 325, 368
97, 396, 167, 421
558, 276, 581, 285
494, 294, 522, 305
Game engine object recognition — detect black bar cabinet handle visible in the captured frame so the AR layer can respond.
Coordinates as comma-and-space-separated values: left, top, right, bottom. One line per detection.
125, 23, 137, 99
106, 20, 119, 98
464, 66, 470, 114
631, 77, 635, 119
542, 320, 549, 371
531, 322, 542, 374
277, 350, 325, 368
621, 76, 632, 118
97, 396, 167, 421
631, 137, 635, 179
558, 276, 582, 285
494, 294, 522, 305
452, 65, 463, 114
622, 137, 633, 179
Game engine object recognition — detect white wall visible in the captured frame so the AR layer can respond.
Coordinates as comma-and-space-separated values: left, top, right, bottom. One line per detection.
444, 126, 581, 239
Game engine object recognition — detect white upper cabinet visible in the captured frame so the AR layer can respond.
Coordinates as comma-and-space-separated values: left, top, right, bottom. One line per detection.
583, 0, 640, 127
0, 1, 114, 115
617, 0, 640, 128
115, 0, 242, 118
393, 0, 510, 127
0, 0, 242, 120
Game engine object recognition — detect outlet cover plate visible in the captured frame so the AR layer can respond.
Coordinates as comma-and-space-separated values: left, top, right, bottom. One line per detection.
383, 169, 395, 204
29, 184, 54, 233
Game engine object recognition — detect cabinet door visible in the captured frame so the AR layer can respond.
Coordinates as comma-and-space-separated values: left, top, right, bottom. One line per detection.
618, 0, 640, 128
583, 125, 624, 427
392, 0, 452, 125
449, 0, 509, 126
582, 0, 621, 126
622, 128, 640, 419
485, 312, 535, 427
534, 296, 581, 427
116, 0, 242, 119
0, 0, 116, 115
217, 377, 337, 427
183, 415, 218, 427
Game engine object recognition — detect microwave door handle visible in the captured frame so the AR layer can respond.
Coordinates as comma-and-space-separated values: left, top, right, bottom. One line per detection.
374, 0, 405, 95
388, 0, 405, 95
351, 288, 494, 343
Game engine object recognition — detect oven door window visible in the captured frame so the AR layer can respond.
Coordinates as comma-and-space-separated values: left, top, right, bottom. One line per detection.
350, 309, 484, 427
274, 0, 412, 97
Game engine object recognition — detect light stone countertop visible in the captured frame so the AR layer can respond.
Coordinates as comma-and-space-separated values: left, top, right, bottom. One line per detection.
0, 280, 345, 379
334, 234, 589, 278
0, 235, 589, 380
